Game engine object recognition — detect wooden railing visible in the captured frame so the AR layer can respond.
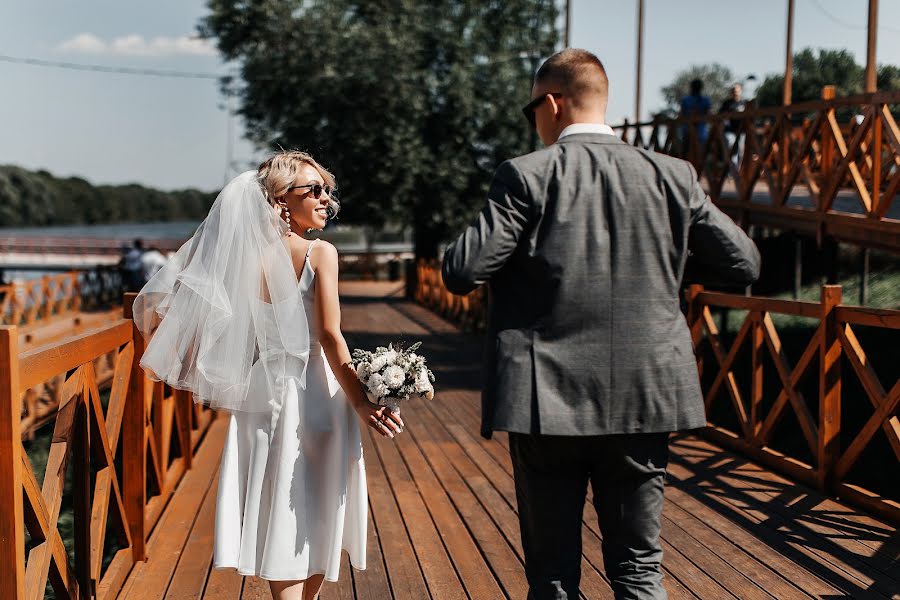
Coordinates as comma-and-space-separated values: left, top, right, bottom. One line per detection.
1, 270, 126, 327
0, 293, 215, 599
615, 90, 900, 251
686, 284, 899, 523
415, 259, 487, 331
414, 261, 900, 524
1, 273, 82, 327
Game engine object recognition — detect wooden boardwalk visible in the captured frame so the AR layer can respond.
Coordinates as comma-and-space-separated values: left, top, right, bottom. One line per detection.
117, 283, 900, 600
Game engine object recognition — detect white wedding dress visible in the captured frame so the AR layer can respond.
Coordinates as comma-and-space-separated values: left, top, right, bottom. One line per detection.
213, 240, 367, 581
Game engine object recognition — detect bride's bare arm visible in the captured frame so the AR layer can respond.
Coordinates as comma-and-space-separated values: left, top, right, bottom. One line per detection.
313, 242, 403, 437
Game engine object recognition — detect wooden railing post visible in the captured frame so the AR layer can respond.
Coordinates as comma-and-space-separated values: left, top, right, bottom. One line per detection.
870, 102, 882, 217
0, 327, 25, 600
122, 294, 147, 561
818, 285, 842, 491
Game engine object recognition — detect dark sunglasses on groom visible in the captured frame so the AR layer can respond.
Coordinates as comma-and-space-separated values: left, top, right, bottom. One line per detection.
287, 183, 334, 199
522, 92, 563, 129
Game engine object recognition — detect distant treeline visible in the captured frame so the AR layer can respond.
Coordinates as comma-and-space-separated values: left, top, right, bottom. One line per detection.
0, 165, 217, 227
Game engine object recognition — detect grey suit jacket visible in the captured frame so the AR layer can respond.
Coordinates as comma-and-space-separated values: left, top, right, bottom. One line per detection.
442, 133, 760, 439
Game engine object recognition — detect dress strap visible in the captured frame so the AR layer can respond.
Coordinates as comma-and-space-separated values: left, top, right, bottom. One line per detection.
305, 238, 319, 259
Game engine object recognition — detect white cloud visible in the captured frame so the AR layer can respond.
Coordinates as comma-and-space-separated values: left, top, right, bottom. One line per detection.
58, 33, 216, 57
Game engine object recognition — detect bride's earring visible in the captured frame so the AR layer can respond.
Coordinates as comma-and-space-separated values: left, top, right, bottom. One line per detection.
279, 201, 292, 235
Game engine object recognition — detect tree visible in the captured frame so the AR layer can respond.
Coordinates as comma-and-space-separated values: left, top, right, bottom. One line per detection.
659, 63, 735, 115
754, 48, 864, 107
0, 165, 216, 227
199, 0, 559, 258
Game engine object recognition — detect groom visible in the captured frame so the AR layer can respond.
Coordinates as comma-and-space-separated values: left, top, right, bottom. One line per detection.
442, 49, 760, 599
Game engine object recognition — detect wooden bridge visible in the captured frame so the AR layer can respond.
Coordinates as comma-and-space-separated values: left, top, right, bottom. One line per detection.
615, 89, 900, 253
1, 280, 897, 599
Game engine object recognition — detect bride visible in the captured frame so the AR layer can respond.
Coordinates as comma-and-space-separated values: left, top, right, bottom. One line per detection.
132, 151, 403, 600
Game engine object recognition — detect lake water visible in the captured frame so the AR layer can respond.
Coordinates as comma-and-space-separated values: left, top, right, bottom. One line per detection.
0, 222, 413, 281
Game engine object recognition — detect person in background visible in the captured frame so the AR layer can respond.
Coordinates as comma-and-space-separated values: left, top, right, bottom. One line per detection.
719, 84, 746, 165
141, 246, 168, 281
679, 78, 712, 146
123, 238, 145, 292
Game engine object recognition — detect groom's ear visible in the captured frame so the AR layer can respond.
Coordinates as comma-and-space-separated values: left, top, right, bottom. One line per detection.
547, 94, 563, 120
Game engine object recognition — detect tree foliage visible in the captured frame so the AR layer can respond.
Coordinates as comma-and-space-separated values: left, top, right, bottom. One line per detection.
0, 165, 216, 227
659, 63, 735, 116
755, 48, 863, 107
199, 0, 559, 256
754, 48, 900, 107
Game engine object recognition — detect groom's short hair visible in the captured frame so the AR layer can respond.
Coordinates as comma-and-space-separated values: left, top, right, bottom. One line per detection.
535, 49, 608, 114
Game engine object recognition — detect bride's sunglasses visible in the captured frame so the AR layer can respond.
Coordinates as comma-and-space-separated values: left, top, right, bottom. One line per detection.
287, 183, 334, 199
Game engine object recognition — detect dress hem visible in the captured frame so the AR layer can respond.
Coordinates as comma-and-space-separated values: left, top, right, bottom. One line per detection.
212, 556, 366, 583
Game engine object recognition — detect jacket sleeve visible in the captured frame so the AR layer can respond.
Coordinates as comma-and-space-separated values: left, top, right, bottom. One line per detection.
683, 163, 761, 287
441, 161, 531, 295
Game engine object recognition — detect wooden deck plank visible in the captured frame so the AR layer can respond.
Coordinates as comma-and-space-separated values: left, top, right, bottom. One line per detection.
667, 456, 888, 599
239, 576, 269, 600
201, 566, 243, 600
662, 500, 813, 600
166, 476, 219, 600
671, 436, 900, 597
663, 484, 842, 597
392, 413, 507, 599
164, 476, 219, 600
350, 505, 392, 600
402, 403, 528, 599
118, 416, 227, 600
674, 435, 900, 566
319, 554, 353, 600
359, 427, 431, 599
368, 425, 467, 600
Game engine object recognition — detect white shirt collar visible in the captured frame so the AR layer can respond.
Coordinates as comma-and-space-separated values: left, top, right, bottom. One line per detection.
557, 122, 616, 140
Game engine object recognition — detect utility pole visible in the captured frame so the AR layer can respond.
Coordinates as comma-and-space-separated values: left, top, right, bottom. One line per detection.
865, 0, 878, 93
783, 0, 794, 105
635, 0, 644, 123
565, 0, 572, 48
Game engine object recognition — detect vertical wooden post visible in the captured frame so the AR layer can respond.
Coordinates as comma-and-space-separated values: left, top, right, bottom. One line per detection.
685, 285, 705, 380
819, 285, 842, 491
0, 327, 25, 600
859, 248, 870, 306
73, 381, 92, 599
783, 0, 794, 106
564, 0, 571, 48
871, 108, 882, 216
751, 315, 764, 442
122, 293, 147, 561
174, 389, 192, 470
635, 0, 644, 124
865, 0, 878, 93
820, 86, 836, 179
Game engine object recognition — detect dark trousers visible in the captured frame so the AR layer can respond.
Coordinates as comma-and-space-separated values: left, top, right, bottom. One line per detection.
508, 432, 670, 600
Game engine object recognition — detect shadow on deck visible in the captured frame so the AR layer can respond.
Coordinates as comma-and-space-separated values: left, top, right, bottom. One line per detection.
117, 283, 900, 600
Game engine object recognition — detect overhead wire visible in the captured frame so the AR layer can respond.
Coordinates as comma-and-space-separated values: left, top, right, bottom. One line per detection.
0, 53, 223, 79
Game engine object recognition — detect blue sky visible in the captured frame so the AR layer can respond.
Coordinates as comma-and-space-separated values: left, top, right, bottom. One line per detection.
1, 1, 898, 191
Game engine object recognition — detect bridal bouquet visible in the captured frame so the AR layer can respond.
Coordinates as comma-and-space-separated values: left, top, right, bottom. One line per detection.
351, 342, 435, 415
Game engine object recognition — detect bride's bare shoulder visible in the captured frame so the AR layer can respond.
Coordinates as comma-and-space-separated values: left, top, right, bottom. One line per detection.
309, 239, 339, 273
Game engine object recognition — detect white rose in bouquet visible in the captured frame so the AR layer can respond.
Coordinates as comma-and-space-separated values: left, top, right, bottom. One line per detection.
370, 349, 398, 372
356, 361, 372, 380
383, 365, 406, 388
366, 373, 389, 399
414, 368, 431, 393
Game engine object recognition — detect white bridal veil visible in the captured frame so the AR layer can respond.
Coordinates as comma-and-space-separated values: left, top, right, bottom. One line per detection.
132, 170, 310, 412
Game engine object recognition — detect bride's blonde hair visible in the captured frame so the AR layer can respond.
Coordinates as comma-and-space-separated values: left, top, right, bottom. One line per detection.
257, 150, 340, 218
